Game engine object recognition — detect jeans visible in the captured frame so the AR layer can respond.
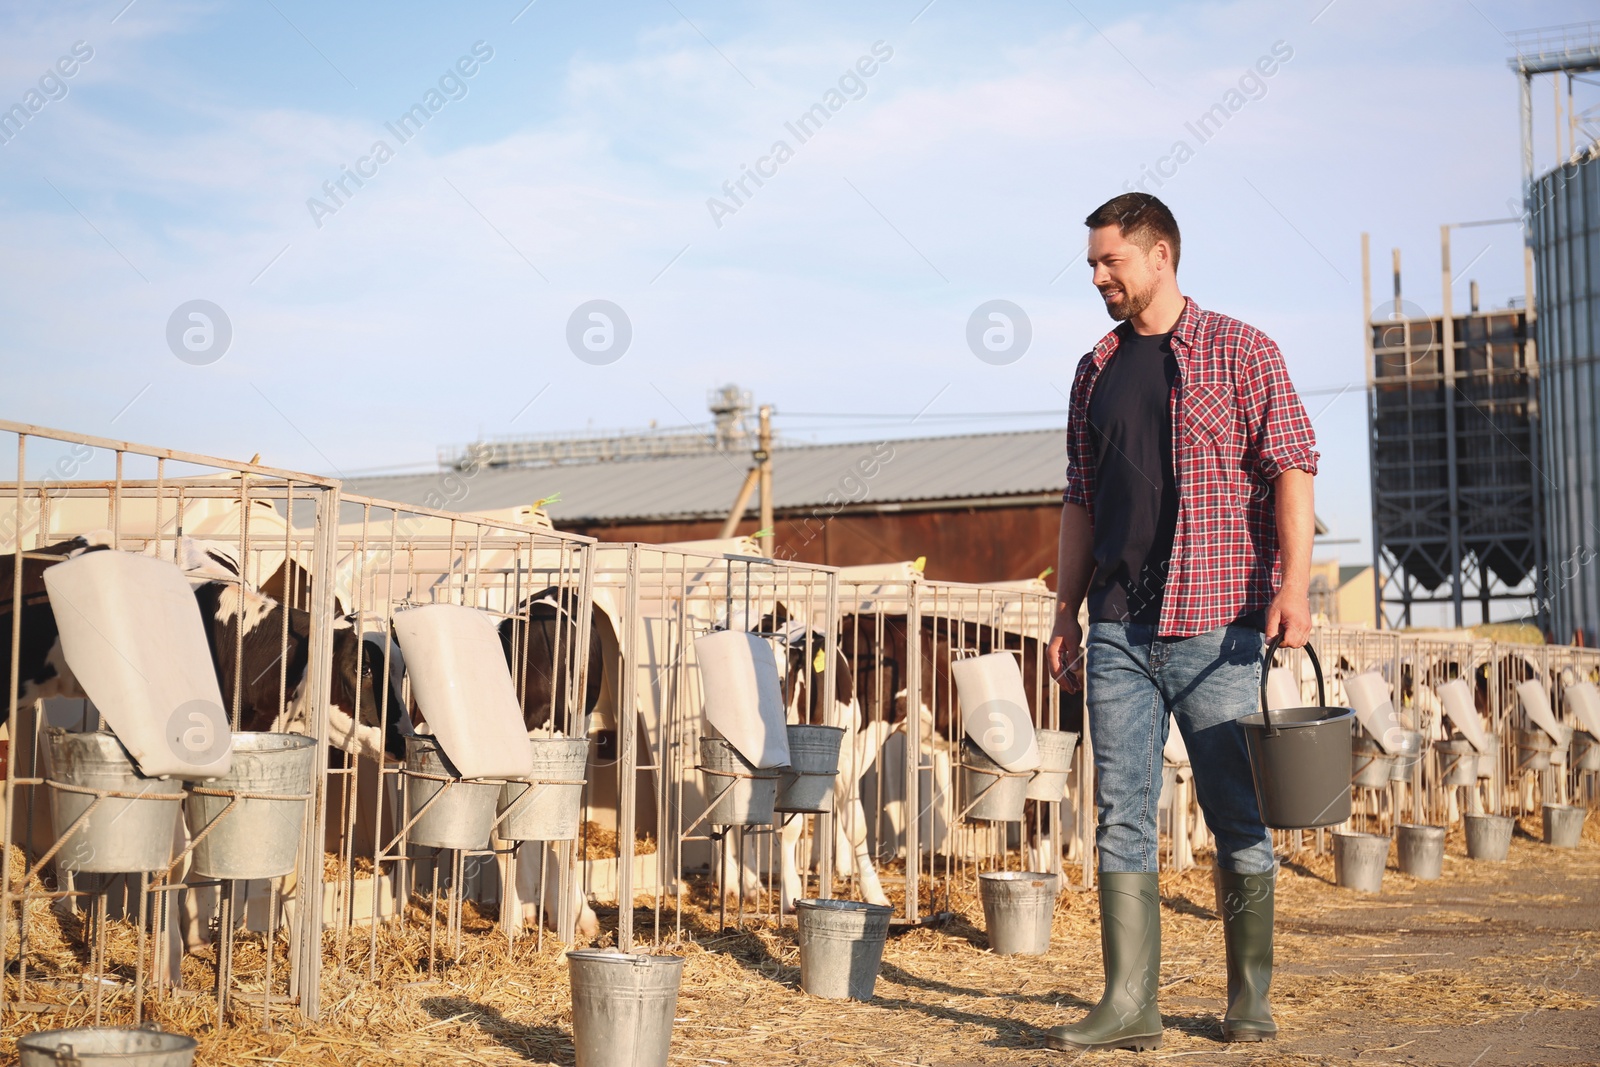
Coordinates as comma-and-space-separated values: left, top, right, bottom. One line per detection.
1086, 621, 1275, 875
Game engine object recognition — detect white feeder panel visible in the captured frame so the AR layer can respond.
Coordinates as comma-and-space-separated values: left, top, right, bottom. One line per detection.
1347, 670, 1411, 754
1562, 680, 1600, 737
393, 604, 534, 780
1516, 679, 1569, 744
694, 629, 791, 769
1436, 679, 1492, 755
952, 652, 1041, 773
42, 550, 232, 780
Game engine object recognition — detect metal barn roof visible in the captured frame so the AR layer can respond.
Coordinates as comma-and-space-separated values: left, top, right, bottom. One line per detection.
344, 428, 1069, 524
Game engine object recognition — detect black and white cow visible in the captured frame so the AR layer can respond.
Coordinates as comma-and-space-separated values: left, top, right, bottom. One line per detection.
488, 586, 616, 940
753, 607, 890, 912
837, 610, 1079, 880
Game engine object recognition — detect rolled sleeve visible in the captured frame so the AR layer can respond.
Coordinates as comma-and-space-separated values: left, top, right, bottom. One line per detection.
1244, 336, 1319, 481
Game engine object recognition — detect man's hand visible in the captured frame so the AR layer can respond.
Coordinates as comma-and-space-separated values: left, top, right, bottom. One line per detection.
1048, 614, 1085, 694
1265, 588, 1311, 649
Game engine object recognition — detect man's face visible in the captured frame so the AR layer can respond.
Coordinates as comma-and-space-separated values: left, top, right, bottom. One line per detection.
1087, 225, 1161, 322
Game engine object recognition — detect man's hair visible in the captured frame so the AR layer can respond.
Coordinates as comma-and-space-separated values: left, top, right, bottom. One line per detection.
1084, 193, 1181, 271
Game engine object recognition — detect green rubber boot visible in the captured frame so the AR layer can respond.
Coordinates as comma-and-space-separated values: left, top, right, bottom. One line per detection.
1215, 867, 1277, 1042
1045, 872, 1163, 1052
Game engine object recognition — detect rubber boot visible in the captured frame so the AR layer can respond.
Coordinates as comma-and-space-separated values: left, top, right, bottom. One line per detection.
1045, 872, 1163, 1052
1215, 867, 1277, 1042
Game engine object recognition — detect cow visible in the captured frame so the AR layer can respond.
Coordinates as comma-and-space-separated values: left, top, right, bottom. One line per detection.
837, 610, 1080, 881
756, 608, 891, 913
490, 586, 614, 941
1, 533, 115, 704
182, 544, 411, 762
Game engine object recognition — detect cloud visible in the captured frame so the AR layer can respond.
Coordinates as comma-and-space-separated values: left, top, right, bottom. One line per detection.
0, 0, 1585, 569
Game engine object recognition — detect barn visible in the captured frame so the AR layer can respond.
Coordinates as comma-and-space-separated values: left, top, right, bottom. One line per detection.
346, 428, 1072, 585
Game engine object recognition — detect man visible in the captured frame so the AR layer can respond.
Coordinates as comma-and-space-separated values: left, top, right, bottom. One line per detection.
1044, 193, 1317, 1051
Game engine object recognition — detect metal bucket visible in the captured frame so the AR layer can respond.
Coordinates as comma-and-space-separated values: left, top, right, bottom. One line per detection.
1516, 728, 1555, 772
775, 725, 844, 814
1352, 736, 1396, 788
1464, 812, 1513, 862
795, 898, 893, 1000
567, 950, 685, 1067
1542, 803, 1586, 849
1332, 830, 1389, 893
959, 739, 1027, 822
699, 736, 779, 825
18, 1027, 197, 1067
1388, 729, 1423, 782
1396, 823, 1446, 880
185, 732, 315, 879
43, 729, 183, 873
1573, 730, 1600, 772
1239, 639, 1355, 829
1434, 738, 1479, 787
978, 871, 1059, 955
1026, 730, 1079, 801
404, 735, 502, 850
500, 737, 589, 842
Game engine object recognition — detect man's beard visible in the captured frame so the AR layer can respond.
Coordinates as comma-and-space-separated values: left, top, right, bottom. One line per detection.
1101, 282, 1154, 322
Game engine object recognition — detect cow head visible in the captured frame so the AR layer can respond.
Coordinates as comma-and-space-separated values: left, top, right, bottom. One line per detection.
332, 621, 410, 761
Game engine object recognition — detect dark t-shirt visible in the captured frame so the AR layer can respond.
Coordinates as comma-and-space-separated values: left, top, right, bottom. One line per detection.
1085, 326, 1179, 625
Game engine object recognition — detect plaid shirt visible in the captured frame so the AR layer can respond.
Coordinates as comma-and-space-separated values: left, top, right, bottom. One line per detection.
1063, 298, 1319, 638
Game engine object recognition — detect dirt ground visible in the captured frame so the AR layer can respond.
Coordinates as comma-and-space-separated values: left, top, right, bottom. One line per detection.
4, 815, 1597, 1067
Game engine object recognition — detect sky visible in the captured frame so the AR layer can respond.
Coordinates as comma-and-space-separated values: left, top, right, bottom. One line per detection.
1, 0, 1593, 577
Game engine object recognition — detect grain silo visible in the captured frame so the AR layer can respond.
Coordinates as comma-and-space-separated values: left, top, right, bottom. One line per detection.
1514, 24, 1600, 644
1530, 148, 1600, 645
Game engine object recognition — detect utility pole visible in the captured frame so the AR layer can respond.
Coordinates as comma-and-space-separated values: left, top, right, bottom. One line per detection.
1440, 225, 1464, 628
757, 405, 774, 557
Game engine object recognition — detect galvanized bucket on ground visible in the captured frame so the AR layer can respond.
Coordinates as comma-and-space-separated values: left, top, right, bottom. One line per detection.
1388, 729, 1423, 782
1574, 730, 1600, 772
18, 1026, 197, 1067
1396, 823, 1446, 880
1351, 735, 1396, 788
404, 735, 502, 850
699, 736, 779, 825
1025, 730, 1079, 801
959, 739, 1028, 822
1516, 728, 1556, 772
1332, 830, 1389, 893
795, 898, 894, 1000
43, 729, 183, 873
775, 724, 844, 813
1464, 812, 1513, 861
1434, 738, 1479, 787
185, 732, 315, 880
500, 737, 589, 841
978, 871, 1059, 955
1239, 639, 1355, 830
1542, 803, 1586, 848
567, 950, 685, 1067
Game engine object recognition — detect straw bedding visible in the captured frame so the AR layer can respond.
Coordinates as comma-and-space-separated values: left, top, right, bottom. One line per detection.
2, 814, 1595, 1066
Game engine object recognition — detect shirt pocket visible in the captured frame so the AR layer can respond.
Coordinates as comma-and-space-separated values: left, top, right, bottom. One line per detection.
1180, 383, 1248, 505
1181, 383, 1236, 450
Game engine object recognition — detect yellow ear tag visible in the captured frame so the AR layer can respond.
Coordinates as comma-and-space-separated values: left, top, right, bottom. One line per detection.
813, 649, 827, 674
913, 556, 927, 573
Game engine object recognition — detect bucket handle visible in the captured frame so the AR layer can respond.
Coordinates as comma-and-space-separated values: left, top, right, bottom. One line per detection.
1259, 635, 1325, 736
